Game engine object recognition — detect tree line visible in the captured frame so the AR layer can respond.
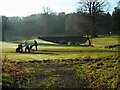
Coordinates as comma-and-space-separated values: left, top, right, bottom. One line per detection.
1, 0, 120, 41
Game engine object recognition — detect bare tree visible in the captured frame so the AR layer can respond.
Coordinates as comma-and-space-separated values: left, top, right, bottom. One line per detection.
77, 0, 109, 45
78, 0, 108, 36
42, 7, 53, 15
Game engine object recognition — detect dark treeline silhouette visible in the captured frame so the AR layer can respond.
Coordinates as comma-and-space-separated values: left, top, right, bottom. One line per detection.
0, 1, 120, 41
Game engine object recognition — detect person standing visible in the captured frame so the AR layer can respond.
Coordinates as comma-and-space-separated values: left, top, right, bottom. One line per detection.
24, 40, 30, 53
88, 39, 91, 46
34, 40, 38, 51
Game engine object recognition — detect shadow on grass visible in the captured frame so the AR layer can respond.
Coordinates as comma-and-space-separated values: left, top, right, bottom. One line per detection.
41, 49, 119, 53
5, 48, 119, 55
30, 51, 58, 55
9, 50, 59, 55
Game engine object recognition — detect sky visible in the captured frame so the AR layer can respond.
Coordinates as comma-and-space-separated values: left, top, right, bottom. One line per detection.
0, 0, 119, 17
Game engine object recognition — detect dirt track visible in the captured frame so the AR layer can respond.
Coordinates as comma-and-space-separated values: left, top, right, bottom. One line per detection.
20, 62, 89, 88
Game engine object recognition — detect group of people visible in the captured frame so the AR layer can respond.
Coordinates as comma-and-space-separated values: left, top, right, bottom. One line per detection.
16, 40, 38, 53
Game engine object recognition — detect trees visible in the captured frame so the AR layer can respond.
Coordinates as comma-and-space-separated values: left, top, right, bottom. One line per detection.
77, 0, 109, 45
112, 1, 120, 34
42, 7, 57, 36
56, 12, 66, 36
77, 0, 108, 36
99, 12, 112, 35
1, 3, 114, 41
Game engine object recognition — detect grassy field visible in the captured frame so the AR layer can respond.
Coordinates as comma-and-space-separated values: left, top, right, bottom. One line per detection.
1, 35, 120, 89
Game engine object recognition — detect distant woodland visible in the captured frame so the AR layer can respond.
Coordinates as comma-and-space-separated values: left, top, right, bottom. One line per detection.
1, 1, 120, 41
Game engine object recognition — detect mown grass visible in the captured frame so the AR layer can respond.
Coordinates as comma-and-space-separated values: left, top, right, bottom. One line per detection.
92, 36, 119, 47
2, 41, 119, 62
1, 35, 120, 89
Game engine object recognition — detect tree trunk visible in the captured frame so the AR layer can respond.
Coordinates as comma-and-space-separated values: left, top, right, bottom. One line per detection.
2, 16, 7, 41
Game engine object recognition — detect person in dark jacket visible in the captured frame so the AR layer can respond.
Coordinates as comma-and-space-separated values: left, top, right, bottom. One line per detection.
34, 40, 38, 51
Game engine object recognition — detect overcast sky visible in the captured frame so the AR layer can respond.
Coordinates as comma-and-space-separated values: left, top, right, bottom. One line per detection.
0, 0, 119, 17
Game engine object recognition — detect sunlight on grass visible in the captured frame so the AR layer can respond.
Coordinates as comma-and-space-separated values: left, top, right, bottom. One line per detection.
1, 38, 119, 61
92, 36, 119, 47
2, 36, 120, 88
